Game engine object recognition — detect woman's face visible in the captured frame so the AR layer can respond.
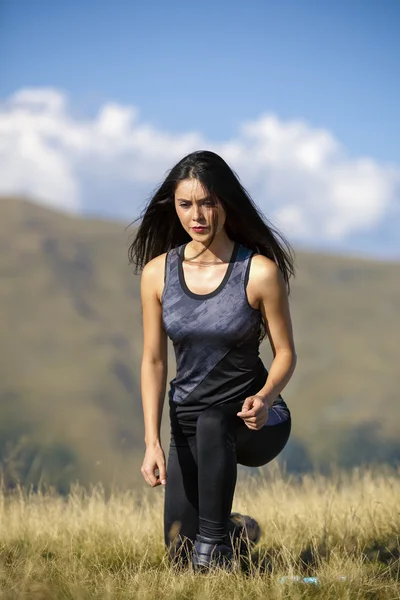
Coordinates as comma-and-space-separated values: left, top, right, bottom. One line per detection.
174, 178, 226, 241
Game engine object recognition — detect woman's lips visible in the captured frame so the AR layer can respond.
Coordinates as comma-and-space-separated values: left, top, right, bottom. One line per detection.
192, 227, 208, 232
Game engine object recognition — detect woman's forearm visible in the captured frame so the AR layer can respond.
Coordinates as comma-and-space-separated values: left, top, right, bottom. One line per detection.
141, 359, 168, 446
257, 350, 297, 408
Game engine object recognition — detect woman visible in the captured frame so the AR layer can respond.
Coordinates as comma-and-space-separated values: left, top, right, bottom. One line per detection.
128, 150, 297, 571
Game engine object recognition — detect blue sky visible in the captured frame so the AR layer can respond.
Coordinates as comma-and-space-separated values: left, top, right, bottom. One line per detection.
1, 0, 399, 258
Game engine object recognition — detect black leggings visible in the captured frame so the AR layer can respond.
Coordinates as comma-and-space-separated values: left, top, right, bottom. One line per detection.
164, 400, 291, 557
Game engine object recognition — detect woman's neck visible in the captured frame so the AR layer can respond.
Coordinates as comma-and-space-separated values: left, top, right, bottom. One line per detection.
185, 232, 235, 265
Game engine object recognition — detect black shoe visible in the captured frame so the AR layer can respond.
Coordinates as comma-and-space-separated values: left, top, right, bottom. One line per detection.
192, 534, 233, 572
228, 513, 262, 554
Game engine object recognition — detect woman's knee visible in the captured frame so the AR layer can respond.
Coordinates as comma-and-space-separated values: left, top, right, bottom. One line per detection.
237, 418, 291, 467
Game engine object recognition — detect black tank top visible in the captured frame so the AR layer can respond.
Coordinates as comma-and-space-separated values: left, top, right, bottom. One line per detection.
162, 241, 288, 425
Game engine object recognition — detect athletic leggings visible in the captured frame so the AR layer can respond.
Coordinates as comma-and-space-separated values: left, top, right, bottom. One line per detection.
164, 399, 291, 560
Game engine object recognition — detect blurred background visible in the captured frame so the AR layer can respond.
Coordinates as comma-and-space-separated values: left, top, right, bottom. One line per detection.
0, 0, 399, 493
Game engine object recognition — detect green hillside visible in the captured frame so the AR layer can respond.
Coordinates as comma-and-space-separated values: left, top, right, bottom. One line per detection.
1, 196, 399, 491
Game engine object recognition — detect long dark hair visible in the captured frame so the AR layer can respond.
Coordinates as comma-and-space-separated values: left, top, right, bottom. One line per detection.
128, 150, 295, 290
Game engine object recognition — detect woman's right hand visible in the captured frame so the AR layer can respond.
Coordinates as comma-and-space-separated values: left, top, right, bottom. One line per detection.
141, 443, 167, 487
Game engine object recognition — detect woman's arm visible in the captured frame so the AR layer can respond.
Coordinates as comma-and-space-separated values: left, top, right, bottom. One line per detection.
140, 255, 168, 485
237, 255, 297, 429
254, 256, 297, 407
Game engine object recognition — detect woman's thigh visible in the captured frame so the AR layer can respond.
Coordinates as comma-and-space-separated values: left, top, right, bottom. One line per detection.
236, 417, 291, 467
164, 436, 199, 550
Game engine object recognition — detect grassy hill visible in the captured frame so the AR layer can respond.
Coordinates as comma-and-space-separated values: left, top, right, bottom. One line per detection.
1, 196, 399, 490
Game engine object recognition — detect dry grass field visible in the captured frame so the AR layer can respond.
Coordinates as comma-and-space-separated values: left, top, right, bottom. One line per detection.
0, 465, 399, 599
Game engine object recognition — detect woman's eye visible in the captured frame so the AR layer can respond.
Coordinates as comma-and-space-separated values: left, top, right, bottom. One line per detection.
178, 201, 215, 208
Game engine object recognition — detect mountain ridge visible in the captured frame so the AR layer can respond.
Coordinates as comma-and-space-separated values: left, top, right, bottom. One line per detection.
1, 195, 399, 490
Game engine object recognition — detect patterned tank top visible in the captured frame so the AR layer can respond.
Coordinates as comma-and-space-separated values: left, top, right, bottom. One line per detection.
161, 240, 289, 427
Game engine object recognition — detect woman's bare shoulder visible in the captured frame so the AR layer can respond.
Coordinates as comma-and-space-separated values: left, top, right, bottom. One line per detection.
142, 252, 168, 276
246, 253, 284, 307
250, 253, 281, 281
141, 252, 168, 300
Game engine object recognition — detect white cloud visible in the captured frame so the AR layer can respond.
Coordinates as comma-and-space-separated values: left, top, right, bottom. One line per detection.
0, 87, 399, 246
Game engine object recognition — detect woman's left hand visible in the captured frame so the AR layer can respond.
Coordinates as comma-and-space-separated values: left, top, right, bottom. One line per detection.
237, 395, 269, 430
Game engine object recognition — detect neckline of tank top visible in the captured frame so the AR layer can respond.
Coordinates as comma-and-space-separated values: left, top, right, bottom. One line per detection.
177, 240, 240, 300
